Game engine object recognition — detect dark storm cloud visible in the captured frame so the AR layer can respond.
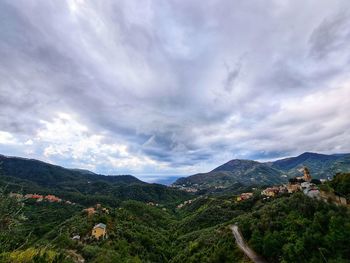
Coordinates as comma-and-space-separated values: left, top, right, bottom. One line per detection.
0, 0, 350, 177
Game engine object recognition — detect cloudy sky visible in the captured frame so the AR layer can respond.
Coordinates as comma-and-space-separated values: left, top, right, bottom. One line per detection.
1, 0, 350, 181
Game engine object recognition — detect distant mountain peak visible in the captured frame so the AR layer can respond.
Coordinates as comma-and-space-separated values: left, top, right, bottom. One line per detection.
299, 152, 326, 157
211, 159, 261, 172
173, 152, 350, 192
227, 159, 259, 164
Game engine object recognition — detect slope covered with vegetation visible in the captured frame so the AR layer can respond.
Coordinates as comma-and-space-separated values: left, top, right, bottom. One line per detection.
1, 183, 349, 262
237, 193, 350, 263
0, 155, 192, 206
174, 160, 284, 191
323, 172, 350, 199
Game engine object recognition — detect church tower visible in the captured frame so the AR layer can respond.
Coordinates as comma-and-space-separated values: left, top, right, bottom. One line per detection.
303, 167, 312, 182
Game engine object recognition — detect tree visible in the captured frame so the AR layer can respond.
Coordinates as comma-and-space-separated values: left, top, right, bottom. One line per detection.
0, 187, 24, 252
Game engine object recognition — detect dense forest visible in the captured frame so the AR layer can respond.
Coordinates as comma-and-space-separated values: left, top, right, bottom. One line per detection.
0, 156, 192, 207
0, 174, 349, 262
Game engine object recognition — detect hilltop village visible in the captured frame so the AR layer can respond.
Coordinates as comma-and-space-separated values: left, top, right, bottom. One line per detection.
260, 167, 320, 198
235, 167, 349, 206
174, 167, 350, 210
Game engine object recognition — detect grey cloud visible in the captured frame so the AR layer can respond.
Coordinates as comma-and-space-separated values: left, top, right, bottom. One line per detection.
223, 61, 241, 92
0, 0, 350, 175
309, 12, 350, 60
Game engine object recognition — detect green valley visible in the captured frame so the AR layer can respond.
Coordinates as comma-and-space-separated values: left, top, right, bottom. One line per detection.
0, 155, 349, 262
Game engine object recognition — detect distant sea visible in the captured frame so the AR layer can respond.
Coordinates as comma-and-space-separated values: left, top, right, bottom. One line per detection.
139, 175, 183, 185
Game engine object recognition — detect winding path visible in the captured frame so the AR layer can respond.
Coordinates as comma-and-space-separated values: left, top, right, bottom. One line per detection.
230, 225, 268, 263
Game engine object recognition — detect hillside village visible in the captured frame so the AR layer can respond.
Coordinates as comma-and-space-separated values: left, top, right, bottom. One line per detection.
9, 192, 75, 205
260, 167, 320, 198
235, 167, 349, 207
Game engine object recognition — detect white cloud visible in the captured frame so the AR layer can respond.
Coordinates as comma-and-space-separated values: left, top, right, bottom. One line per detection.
0, 131, 17, 145
33, 113, 165, 173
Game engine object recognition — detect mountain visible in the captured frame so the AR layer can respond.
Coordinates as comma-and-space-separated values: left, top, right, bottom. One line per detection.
0, 154, 191, 205
174, 159, 284, 191
0, 154, 144, 186
270, 152, 350, 178
173, 152, 350, 191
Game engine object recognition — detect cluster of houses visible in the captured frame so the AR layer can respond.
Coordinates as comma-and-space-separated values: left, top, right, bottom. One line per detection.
261, 186, 285, 197
172, 184, 199, 193
236, 192, 253, 201
235, 186, 287, 202
146, 202, 167, 211
256, 167, 348, 207
259, 183, 305, 197
260, 167, 321, 199
235, 167, 325, 202
177, 198, 195, 208
146, 202, 159, 207
9, 192, 74, 204
83, 203, 109, 216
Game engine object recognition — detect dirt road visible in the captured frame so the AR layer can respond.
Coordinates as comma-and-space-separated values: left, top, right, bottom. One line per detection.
230, 225, 268, 263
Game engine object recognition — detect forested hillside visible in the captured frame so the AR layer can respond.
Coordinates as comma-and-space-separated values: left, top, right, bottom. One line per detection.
0, 155, 192, 206
1, 181, 349, 262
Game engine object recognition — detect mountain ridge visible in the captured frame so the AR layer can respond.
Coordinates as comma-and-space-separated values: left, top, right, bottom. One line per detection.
173, 152, 350, 191
0, 154, 191, 205
1, 152, 349, 196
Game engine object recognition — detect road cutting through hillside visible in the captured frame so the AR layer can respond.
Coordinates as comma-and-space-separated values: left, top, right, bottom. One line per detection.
230, 225, 268, 263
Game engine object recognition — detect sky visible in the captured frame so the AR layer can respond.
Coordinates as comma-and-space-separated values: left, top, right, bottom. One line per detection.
0, 0, 350, 181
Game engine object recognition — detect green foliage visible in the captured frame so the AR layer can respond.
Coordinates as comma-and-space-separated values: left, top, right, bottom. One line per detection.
2, 190, 350, 262
328, 173, 350, 198
0, 188, 25, 253
236, 193, 350, 263
170, 227, 242, 263
175, 196, 256, 234
0, 248, 73, 263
